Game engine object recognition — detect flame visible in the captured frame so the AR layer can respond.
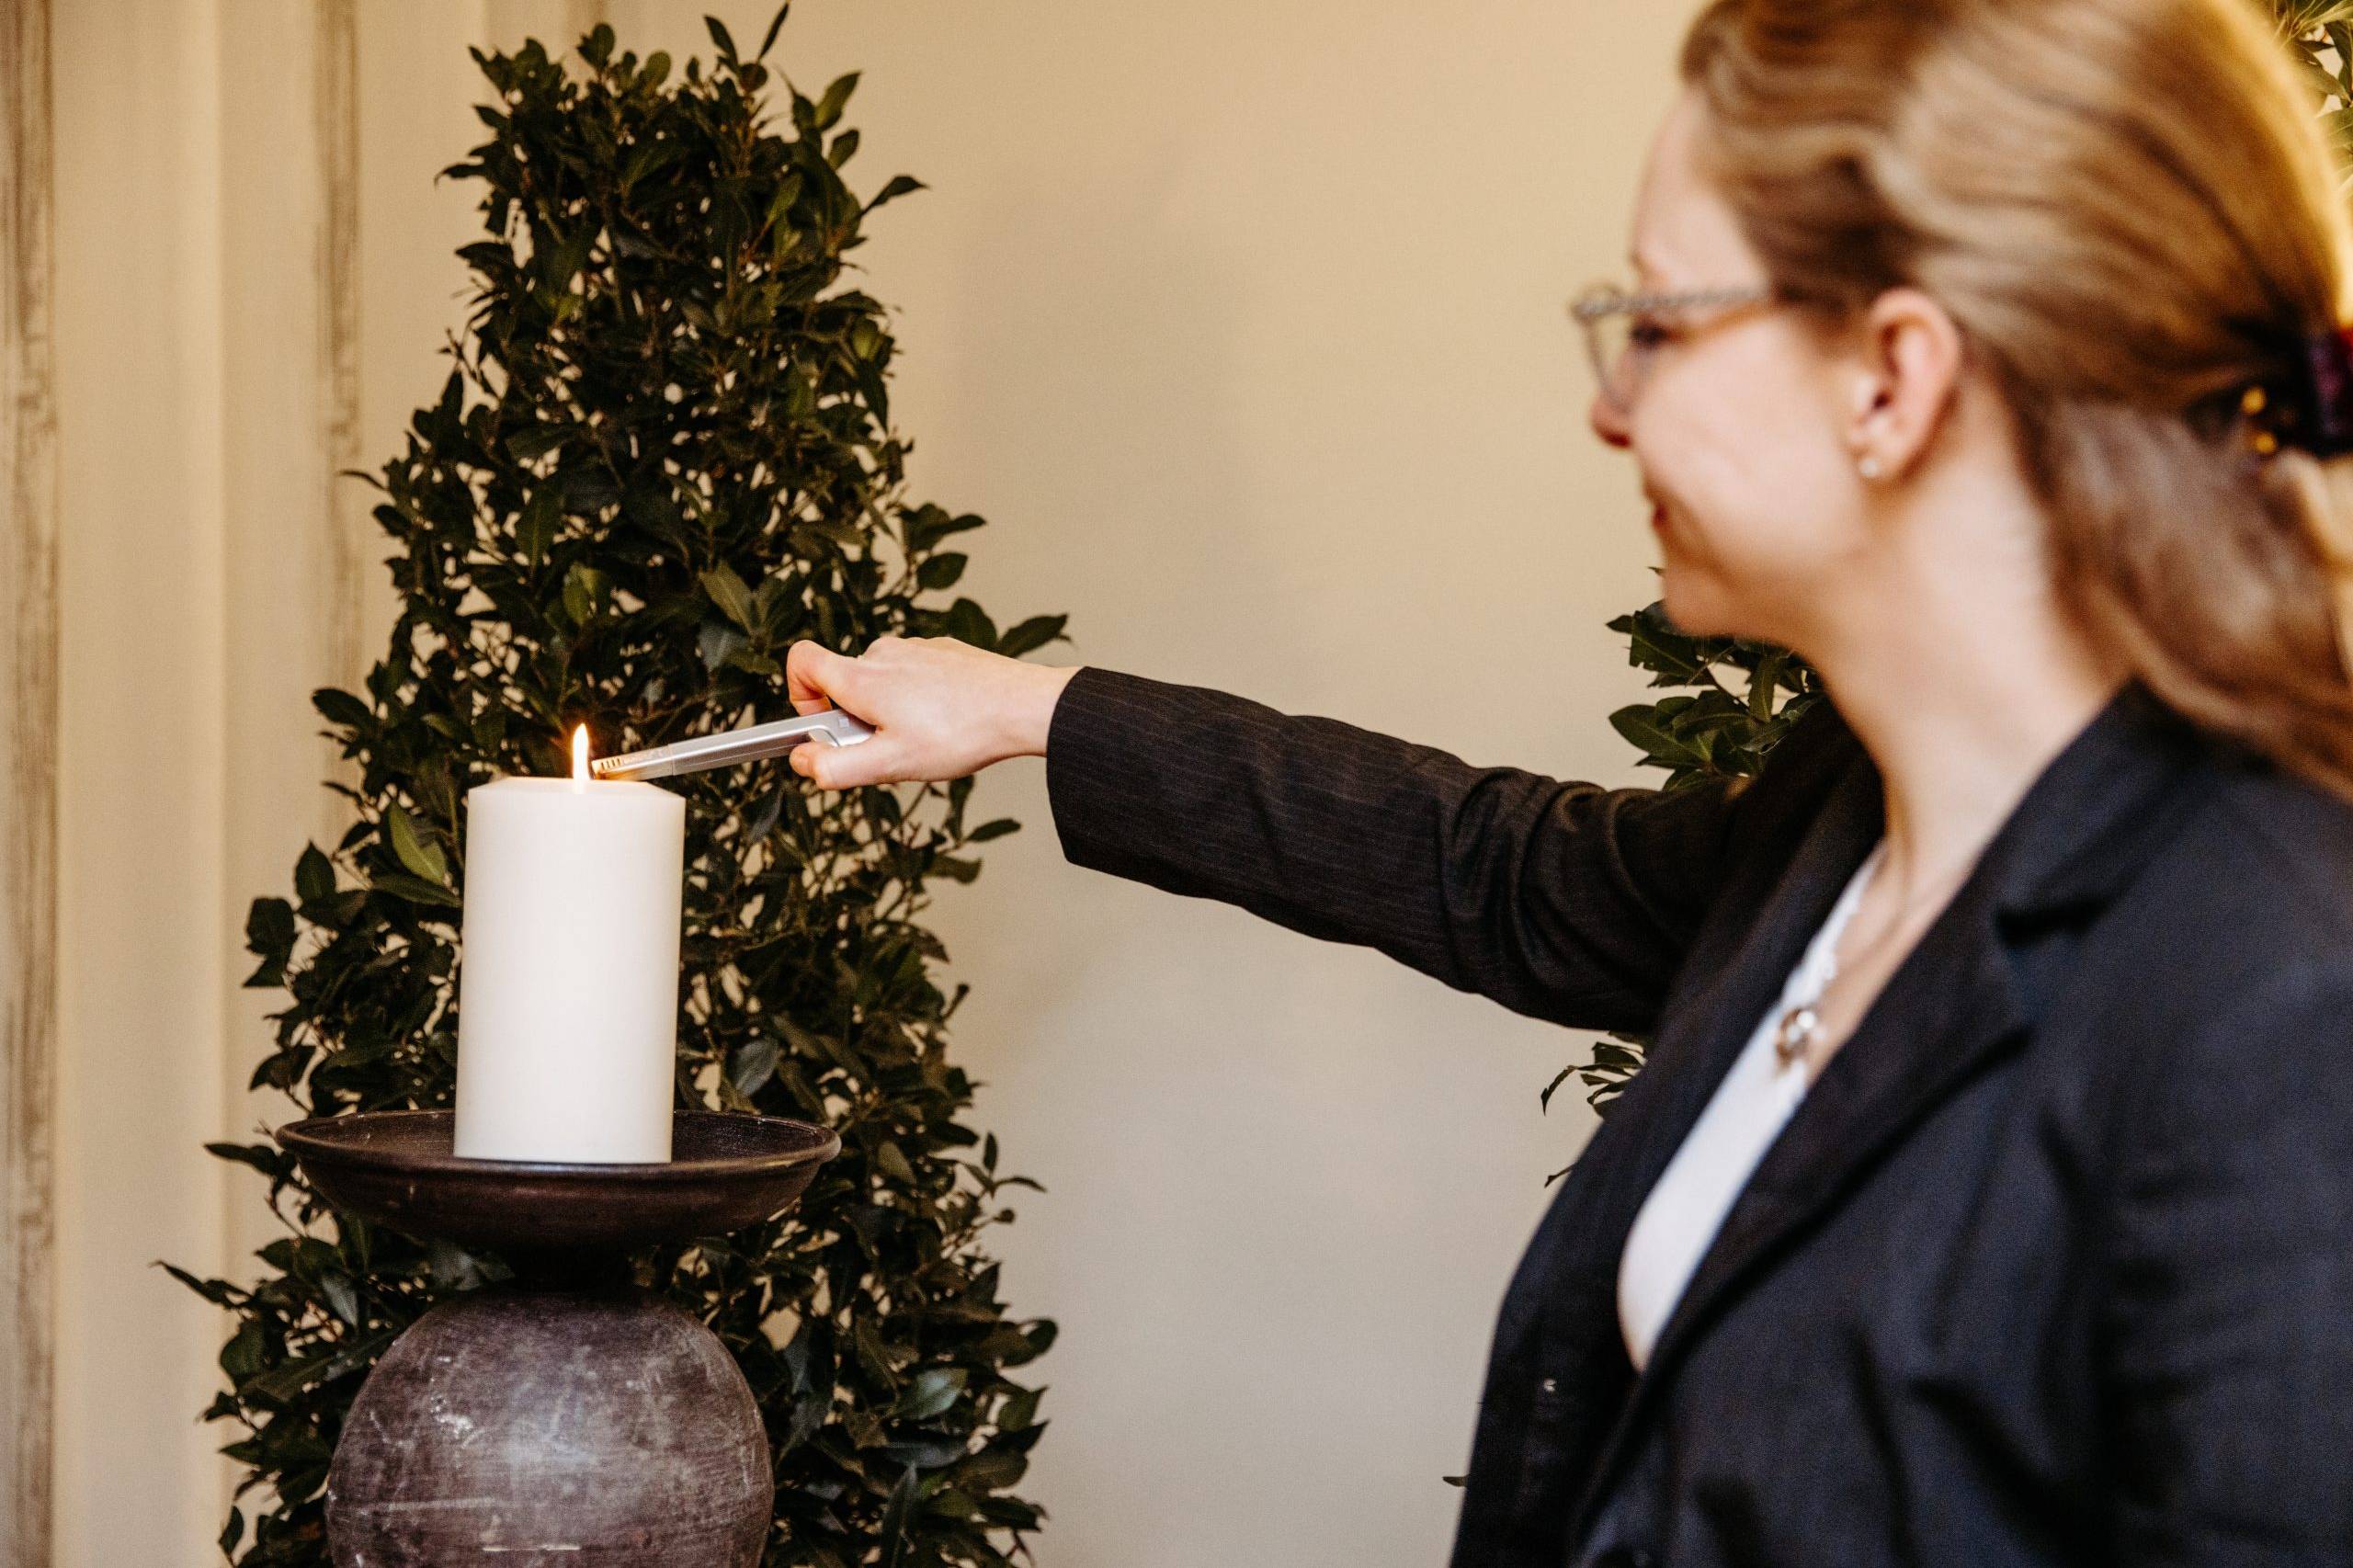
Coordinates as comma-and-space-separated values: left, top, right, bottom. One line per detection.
572, 724, 590, 784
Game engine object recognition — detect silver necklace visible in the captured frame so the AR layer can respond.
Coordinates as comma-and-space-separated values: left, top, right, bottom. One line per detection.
1768, 841, 1974, 1069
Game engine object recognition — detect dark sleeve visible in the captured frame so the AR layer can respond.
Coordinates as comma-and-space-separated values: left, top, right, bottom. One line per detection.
2100, 956, 2353, 1562
1042, 665, 1794, 1034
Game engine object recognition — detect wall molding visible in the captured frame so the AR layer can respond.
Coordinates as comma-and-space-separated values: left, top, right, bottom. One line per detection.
0, 0, 59, 1560
316, 0, 365, 699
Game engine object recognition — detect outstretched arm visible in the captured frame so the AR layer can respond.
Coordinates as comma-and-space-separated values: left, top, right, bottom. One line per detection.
783, 637, 1816, 1034
1040, 665, 1759, 1033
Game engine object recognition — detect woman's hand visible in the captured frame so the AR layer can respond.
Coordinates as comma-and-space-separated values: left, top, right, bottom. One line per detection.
782, 635, 1081, 790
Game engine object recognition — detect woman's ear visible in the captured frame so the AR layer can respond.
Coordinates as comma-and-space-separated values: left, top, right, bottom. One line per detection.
1847, 286, 1965, 480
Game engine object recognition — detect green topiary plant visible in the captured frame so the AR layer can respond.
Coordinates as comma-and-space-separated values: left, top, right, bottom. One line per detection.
1538, 611, 1819, 1138
170, 11, 1063, 1564
1549, 0, 2352, 1139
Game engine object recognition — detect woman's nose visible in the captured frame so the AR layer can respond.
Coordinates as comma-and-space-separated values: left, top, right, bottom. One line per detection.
1589, 391, 1633, 449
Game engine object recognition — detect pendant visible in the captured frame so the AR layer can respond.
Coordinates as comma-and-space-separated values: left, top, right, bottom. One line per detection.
1772, 1005, 1819, 1067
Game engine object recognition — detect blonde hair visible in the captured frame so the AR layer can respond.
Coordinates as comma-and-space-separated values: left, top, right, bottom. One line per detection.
1681, 0, 2353, 799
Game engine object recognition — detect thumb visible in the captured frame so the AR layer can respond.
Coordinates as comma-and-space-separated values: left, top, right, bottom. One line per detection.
790, 736, 901, 790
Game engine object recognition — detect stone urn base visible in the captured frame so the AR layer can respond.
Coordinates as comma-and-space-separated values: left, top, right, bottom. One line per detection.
330, 1288, 767, 1563
277, 1109, 839, 1568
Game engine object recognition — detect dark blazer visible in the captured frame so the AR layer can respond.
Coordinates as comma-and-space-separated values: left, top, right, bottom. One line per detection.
1041, 665, 2353, 1568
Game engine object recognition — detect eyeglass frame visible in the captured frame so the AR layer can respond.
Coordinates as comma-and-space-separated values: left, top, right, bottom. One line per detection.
1567, 281, 1780, 414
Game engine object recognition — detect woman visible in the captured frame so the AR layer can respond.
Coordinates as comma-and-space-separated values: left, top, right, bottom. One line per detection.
782, 0, 2353, 1562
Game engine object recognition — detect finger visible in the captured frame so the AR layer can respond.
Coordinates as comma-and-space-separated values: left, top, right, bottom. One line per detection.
790, 737, 903, 790
786, 640, 852, 715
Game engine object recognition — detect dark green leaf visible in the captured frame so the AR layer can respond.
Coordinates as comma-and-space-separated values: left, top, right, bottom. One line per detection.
878, 1465, 921, 1568
1608, 705, 1709, 771
517, 485, 563, 565
996, 1383, 1042, 1431
995, 614, 1068, 659
369, 870, 463, 907
893, 1366, 966, 1421
699, 621, 748, 670
814, 71, 859, 131
385, 804, 449, 886
942, 597, 997, 650
865, 174, 926, 213
756, 4, 790, 61
244, 897, 295, 960
320, 1272, 362, 1327
503, 422, 570, 462
731, 1036, 779, 1096
220, 1322, 266, 1381
701, 563, 758, 631
204, 1142, 290, 1180
313, 687, 374, 732
241, 1326, 399, 1405
295, 844, 336, 904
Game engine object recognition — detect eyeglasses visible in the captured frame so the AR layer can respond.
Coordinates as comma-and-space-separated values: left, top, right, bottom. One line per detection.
1568, 281, 1778, 415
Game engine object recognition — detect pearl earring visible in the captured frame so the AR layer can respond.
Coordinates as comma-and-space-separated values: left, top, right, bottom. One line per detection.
1857, 453, 1884, 481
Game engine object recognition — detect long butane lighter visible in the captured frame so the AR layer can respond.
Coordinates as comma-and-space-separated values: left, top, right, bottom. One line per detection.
588, 709, 876, 782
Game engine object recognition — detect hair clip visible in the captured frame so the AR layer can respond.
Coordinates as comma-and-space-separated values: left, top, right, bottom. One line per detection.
2303, 324, 2353, 456
2239, 324, 2353, 460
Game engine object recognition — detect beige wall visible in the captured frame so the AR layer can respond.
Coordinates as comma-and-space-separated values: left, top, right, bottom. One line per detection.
40, 0, 1697, 1561
53, 0, 234, 1555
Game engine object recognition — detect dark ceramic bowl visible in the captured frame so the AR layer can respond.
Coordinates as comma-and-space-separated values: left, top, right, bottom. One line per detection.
277, 1108, 840, 1257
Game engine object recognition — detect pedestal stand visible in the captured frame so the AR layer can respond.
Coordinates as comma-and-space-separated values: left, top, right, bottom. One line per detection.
277, 1108, 840, 1567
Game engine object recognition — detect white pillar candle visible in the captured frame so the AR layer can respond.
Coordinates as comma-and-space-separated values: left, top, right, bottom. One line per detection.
452, 728, 686, 1163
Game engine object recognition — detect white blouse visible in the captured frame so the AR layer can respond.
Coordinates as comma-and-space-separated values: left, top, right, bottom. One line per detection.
1615, 836, 1889, 1372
